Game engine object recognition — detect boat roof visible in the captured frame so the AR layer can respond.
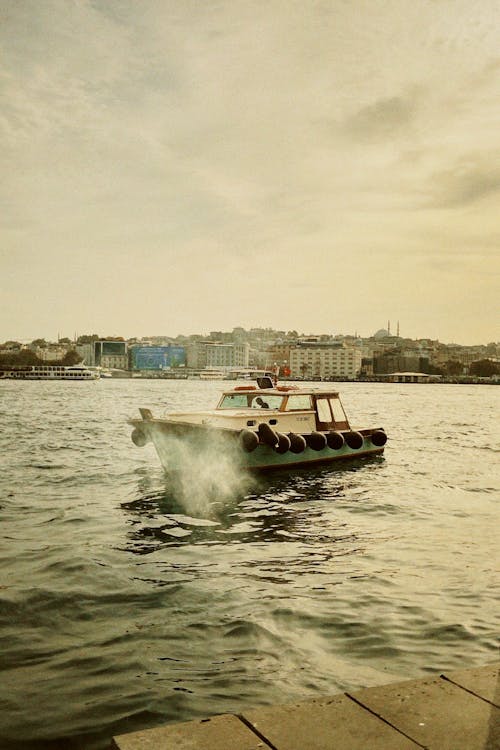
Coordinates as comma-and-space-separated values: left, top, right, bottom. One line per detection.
223, 384, 340, 397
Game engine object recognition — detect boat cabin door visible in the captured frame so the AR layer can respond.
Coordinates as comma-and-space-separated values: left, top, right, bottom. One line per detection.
314, 396, 334, 431
314, 395, 350, 431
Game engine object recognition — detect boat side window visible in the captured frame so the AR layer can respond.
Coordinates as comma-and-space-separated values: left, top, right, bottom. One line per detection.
250, 394, 284, 410
330, 397, 347, 423
285, 395, 312, 410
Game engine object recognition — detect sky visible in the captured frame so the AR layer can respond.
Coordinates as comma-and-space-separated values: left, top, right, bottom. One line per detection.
1, 0, 499, 345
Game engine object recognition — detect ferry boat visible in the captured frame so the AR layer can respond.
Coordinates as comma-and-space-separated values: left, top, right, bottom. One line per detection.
129, 375, 387, 471
0, 365, 99, 380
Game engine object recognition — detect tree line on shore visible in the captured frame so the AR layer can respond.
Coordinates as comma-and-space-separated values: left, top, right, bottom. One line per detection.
0, 349, 82, 368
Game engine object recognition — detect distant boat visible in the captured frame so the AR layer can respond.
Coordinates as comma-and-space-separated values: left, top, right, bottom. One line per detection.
199, 370, 226, 380
0, 365, 99, 380
129, 375, 387, 472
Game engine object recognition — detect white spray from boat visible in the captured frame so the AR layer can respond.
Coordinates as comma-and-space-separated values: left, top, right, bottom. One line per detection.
153, 429, 252, 518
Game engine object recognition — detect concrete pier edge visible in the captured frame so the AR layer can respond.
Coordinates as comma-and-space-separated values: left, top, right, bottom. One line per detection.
111, 661, 500, 749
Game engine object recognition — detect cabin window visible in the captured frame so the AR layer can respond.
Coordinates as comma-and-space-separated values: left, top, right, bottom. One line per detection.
316, 398, 332, 423
330, 398, 347, 423
250, 394, 283, 410
219, 394, 249, 408
285, 395, 312, 410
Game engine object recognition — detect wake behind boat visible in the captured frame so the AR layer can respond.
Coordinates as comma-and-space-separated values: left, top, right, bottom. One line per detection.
129, 375, 387, 471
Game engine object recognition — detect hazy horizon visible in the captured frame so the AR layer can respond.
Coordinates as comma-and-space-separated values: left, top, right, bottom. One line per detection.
2, 1, 499, 345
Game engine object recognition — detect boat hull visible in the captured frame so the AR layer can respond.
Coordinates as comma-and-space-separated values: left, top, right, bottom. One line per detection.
129, 418, 385, 472
239, 440, 384, 471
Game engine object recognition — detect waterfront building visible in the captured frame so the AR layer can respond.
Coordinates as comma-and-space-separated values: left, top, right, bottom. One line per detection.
186, 342, 210, 370
94, 340, 128, 370
206, 342, 250, 369
129, 345, 186, 371
373, 353, 429, 375
248, 347, 269, 369
289, 342, 361, 380
185, 342, 250, 370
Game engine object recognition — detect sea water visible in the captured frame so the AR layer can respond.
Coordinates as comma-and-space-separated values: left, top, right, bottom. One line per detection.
0, 380, 498, 749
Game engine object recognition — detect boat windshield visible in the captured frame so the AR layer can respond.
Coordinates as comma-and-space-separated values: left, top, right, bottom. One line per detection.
284, 394, 312, 410
218, 394, 251, 409
218, 393, 284, 410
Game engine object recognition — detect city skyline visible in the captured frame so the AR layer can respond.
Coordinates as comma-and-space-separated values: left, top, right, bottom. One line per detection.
1, 322, 497, 349
1, 1, 499, 346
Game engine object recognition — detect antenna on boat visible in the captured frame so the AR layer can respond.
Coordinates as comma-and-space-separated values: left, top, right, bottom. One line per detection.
272, 363, 279, 387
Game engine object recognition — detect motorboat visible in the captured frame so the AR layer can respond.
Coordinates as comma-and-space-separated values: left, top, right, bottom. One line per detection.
129, 375, 387, 471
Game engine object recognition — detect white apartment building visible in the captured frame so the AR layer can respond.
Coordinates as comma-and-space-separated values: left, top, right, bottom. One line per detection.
289, 344, 362, 380
233, 343, 250, 367
205, 342, 250, 369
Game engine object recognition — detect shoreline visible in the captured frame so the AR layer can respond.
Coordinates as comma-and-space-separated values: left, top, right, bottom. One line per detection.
112, 661, 500, 749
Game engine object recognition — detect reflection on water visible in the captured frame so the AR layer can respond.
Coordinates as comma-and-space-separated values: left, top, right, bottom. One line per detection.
121, 457, 383, 556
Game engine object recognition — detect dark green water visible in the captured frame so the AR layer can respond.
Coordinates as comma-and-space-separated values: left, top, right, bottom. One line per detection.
0, 380, 498, 749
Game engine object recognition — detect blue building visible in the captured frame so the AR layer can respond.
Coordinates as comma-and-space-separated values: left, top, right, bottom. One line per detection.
130, 345, 185, 371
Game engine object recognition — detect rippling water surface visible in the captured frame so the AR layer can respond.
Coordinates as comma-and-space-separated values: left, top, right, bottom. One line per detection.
0, 380, 498, 749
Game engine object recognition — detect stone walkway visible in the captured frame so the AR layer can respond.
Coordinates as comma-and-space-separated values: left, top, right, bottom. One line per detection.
112, 661, 499, 749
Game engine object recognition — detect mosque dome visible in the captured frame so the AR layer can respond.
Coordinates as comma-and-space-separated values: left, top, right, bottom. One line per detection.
373, 328, 390, 339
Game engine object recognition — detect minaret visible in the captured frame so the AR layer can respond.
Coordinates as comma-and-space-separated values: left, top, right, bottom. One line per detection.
397, 321, 400, 337
387, 320, 391, 335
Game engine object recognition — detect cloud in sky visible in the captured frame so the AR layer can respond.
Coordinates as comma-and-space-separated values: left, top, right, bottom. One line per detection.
1, 0, 499, 343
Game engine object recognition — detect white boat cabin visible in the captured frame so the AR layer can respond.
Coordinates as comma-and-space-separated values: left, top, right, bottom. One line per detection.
159, 384, 351, 434
217, 386, 350, 432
